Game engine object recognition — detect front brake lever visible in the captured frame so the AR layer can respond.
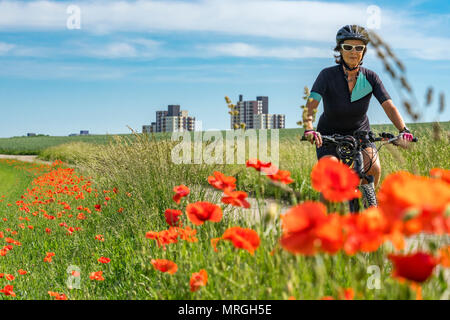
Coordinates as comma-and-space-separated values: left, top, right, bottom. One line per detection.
390, 137, 400, 146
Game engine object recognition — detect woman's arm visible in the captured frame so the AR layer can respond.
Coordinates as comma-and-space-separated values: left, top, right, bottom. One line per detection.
304, 98, 323, 147
304, 98, 319, 131
380, 99, 407, 131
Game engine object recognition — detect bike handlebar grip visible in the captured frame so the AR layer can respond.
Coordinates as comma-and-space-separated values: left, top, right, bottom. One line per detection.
300, 136, 307, 141
412, 137, 418, 142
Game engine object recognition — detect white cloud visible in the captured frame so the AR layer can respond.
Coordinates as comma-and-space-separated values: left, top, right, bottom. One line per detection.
0, 42, 15, 54
0, 60, 129, 80
74, 37, 163, 58
0, 0, 448, 60
0, 0, 361, 40
89, 42, 137, 58
200, 42, 332, 58
0, 37, 163, 59
0, 41, 52, 57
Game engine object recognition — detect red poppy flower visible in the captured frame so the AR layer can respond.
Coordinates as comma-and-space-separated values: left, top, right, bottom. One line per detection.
388, 252, 438, 283
164, 209, 183, 226
342, 208, 386, 255
154, 228, 179, 248
95, 235, 104, 242
5, 274, 15, 281
44, 252, 55, 263
151, 259, 178, 275
378, 171, 450, 233
212, 227, 260, 255
89, 271, 105, 281
190, 269, 208, 292
207, 171, 236, 191
311, 157, 361, 202
98, 256, 111, 264
172, 185, 190, 204
145, 231, 159, 240
430, 168, 450, 184
18, 269, 27, 275
439, 245, 450, 268
410, 282, 423, 300
146, 226, 197, 248
339, 288, 355, 300
267, 169, 294, 185
0, 285, 15, 297
221, 189, 251, 209
176, 226, 198, 243
186, 201, 223, 225
314, 213, 344, 254
246, 159, 277, 175
280, 201, 342, 255
48, 291, 67, 300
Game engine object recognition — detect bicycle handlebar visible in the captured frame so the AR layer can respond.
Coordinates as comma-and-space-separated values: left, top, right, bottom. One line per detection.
374, 132, 418, 143
300, 131, 418, 143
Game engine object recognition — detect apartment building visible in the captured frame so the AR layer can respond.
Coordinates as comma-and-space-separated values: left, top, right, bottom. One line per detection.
143, 105, 196, 133
230, 95, 285, 130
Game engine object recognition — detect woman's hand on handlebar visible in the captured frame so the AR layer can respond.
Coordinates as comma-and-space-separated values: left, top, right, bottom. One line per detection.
399, 131, 414, 142
304, 130, 323, 148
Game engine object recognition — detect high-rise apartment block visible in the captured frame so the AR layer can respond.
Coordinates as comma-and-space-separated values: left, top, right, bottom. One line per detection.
230, 95, 285, 129
143, 105, 196, 133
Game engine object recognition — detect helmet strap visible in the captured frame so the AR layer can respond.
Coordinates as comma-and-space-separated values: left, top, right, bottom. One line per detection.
341, 58, 360, 71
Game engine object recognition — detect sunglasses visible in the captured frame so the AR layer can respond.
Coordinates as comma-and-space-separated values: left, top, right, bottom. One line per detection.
341, 43, 366, 52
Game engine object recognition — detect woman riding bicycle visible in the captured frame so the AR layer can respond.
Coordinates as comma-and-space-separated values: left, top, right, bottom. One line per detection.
304, 24, 414, 191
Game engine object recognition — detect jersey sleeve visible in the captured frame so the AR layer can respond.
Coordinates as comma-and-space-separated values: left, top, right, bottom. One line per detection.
370, 71, 391, 105
310, 69, 328, 102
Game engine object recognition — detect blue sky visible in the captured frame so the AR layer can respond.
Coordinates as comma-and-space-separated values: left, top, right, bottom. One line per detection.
0, 0, 449, 137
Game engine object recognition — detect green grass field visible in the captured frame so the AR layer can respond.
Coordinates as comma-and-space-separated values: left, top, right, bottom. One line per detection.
0, 160, 36, 199
0, 122, 448, 300
1, 122, 448, 156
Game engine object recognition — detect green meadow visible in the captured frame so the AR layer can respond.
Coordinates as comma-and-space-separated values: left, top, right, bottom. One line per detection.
0, 122, 448, 299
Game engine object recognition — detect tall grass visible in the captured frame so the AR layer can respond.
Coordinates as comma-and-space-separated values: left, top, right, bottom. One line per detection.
11, 126, 441, 299
54, 124, 449, 202
1, 124, 447, 299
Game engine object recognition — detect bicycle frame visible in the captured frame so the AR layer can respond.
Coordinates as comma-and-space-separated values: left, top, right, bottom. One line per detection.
320, 135, 375, 212
302, 130, 417, 213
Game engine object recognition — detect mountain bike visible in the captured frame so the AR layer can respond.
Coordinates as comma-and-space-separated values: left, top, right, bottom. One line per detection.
302, 130, 418, 212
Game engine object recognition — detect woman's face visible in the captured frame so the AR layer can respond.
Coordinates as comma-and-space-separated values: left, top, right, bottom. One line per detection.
340, 39, 365, 68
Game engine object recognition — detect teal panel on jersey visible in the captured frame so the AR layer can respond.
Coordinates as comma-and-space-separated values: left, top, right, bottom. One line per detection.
351, 73, 373, 102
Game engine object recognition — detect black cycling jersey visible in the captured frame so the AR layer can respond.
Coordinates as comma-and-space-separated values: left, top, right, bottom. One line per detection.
310, 64, 391, 136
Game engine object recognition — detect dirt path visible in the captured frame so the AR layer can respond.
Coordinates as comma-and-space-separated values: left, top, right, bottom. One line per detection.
0, 154, 53, 165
